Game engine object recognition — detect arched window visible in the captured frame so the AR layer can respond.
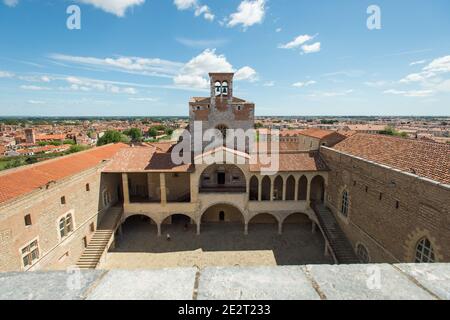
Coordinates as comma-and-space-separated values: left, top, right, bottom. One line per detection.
356, 243, 370, 263
59, 213, 74, 239
222, 81, 228, 95
215, 81, 222, 96
273, 176, 283, 201
249, 176, 259, 201
216, 124, 228, 141
415, 238, 435, 263
341, 190, 349, 216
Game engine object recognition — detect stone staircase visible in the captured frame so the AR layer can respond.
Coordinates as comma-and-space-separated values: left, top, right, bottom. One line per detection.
76, 207, 122, 270
312, 203, 360, 264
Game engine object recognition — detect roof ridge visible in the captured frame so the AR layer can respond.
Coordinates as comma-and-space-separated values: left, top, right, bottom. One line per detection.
0, 143, 127, 177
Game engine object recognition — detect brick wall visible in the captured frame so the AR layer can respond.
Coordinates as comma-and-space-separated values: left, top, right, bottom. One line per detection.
321, 147, 450, 263
0, 166, 120, 272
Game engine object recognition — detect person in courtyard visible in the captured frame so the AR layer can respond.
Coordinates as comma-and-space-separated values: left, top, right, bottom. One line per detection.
166, 233, 171, 241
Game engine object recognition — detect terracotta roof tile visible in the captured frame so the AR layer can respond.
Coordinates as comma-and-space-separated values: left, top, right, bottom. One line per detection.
250, 152, 328, 172
0, 143, 128, 205
298, 128, 338, 139
103, 146, 194, 173
331, 134, 450, 185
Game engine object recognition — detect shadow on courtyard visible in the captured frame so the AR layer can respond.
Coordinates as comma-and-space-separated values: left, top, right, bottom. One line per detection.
110, 216, 332, 265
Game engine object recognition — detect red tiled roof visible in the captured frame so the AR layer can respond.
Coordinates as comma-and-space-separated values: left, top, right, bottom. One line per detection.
331, 134, 450, 185
298, 128, 337, 139
103, 146, 194, 173
0, 143, 128, 205
250, 152, 328, 172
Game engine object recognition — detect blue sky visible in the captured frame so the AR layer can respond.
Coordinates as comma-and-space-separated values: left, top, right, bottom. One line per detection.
0, 0, 449, 116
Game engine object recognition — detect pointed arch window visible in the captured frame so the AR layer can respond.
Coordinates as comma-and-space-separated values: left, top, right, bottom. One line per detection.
415, 238, 435, 263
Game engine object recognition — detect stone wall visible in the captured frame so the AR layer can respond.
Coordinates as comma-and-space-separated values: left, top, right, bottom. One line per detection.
0, 165, 118, 272
0, 264, 448, 300
320, 147, 450, 263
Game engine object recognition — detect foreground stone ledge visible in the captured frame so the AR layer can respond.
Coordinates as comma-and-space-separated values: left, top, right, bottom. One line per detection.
0, 264, 448, 300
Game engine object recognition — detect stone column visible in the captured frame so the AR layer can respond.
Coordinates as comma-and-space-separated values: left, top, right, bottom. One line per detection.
294, 177, 299, 201
157, 223, 162, 237
312, 221, 316, 234
121, 173, 130, 204
324, 241, 329, 256
244, 222, 249, 235
278, 221, 283, 235
160, 173, 167, 205
196, 223, 201, 236
258, 177, 262, 201
190, 172, 198, 203
270, 177, 274, 202
282, 178, 287, 201
307, 177, 312, 207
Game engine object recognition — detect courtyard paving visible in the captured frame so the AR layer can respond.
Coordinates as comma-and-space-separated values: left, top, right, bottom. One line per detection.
102, 217, 332, 269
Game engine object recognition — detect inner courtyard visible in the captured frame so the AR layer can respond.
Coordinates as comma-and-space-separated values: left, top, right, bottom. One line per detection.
103, 214, 332, 269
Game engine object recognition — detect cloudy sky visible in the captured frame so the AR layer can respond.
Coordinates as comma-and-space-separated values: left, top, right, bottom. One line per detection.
0, 0, 449, 116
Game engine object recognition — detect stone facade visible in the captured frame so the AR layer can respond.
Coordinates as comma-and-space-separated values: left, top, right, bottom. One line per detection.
320, 146, 450, 263
0, 164, 120, 272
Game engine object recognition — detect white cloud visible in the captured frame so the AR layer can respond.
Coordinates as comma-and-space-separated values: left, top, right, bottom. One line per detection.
174, 49, 258, 89
263, 81, 275, 87
279, 35, 315, 49
20, 85, 51, 91
228, 0, 265, 28
302, 42, 321, 54
0, 71, 14, 78
28, 100, 45, 105
309, 89, 353, 98
396, 55, 450, 94
279, 34, 320, 54
364, 81, 388, 87
423, 55, 450, 74
410, 60, 427, 66
383, 89, 434, 97
129, 97, 158, 102
3, 0, 18, 7
400, 73, 426, 83
292, 80, 316, 88
174, 0, 214, 21
235, 66, 258, 82
174, 0, 196, 10
63, 76, 138, 94
176, 37, 228, 48
78, 0, 145, 17
49, 53, 182, 78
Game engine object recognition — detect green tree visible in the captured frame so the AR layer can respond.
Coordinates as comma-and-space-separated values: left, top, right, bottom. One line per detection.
165, 128, 174, 136
97, 130, 130, 146
148, 128, 158, 138
63, 139, 76, 145
123, 128, 143, 142
68, 145, 90, 154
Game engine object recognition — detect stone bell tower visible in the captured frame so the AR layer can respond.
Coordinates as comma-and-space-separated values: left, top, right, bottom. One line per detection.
209, 72, 234, 112
189, 72, 255, 153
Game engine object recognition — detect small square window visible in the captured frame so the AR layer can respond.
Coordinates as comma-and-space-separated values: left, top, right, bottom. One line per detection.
395, 201, 400, 209
61, 196, 66, 205
90, 222, 95, 233
86, 183, 90, 192
365, 186, 369, 193
24, 214, 32, 226
379, 193, 383, 200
